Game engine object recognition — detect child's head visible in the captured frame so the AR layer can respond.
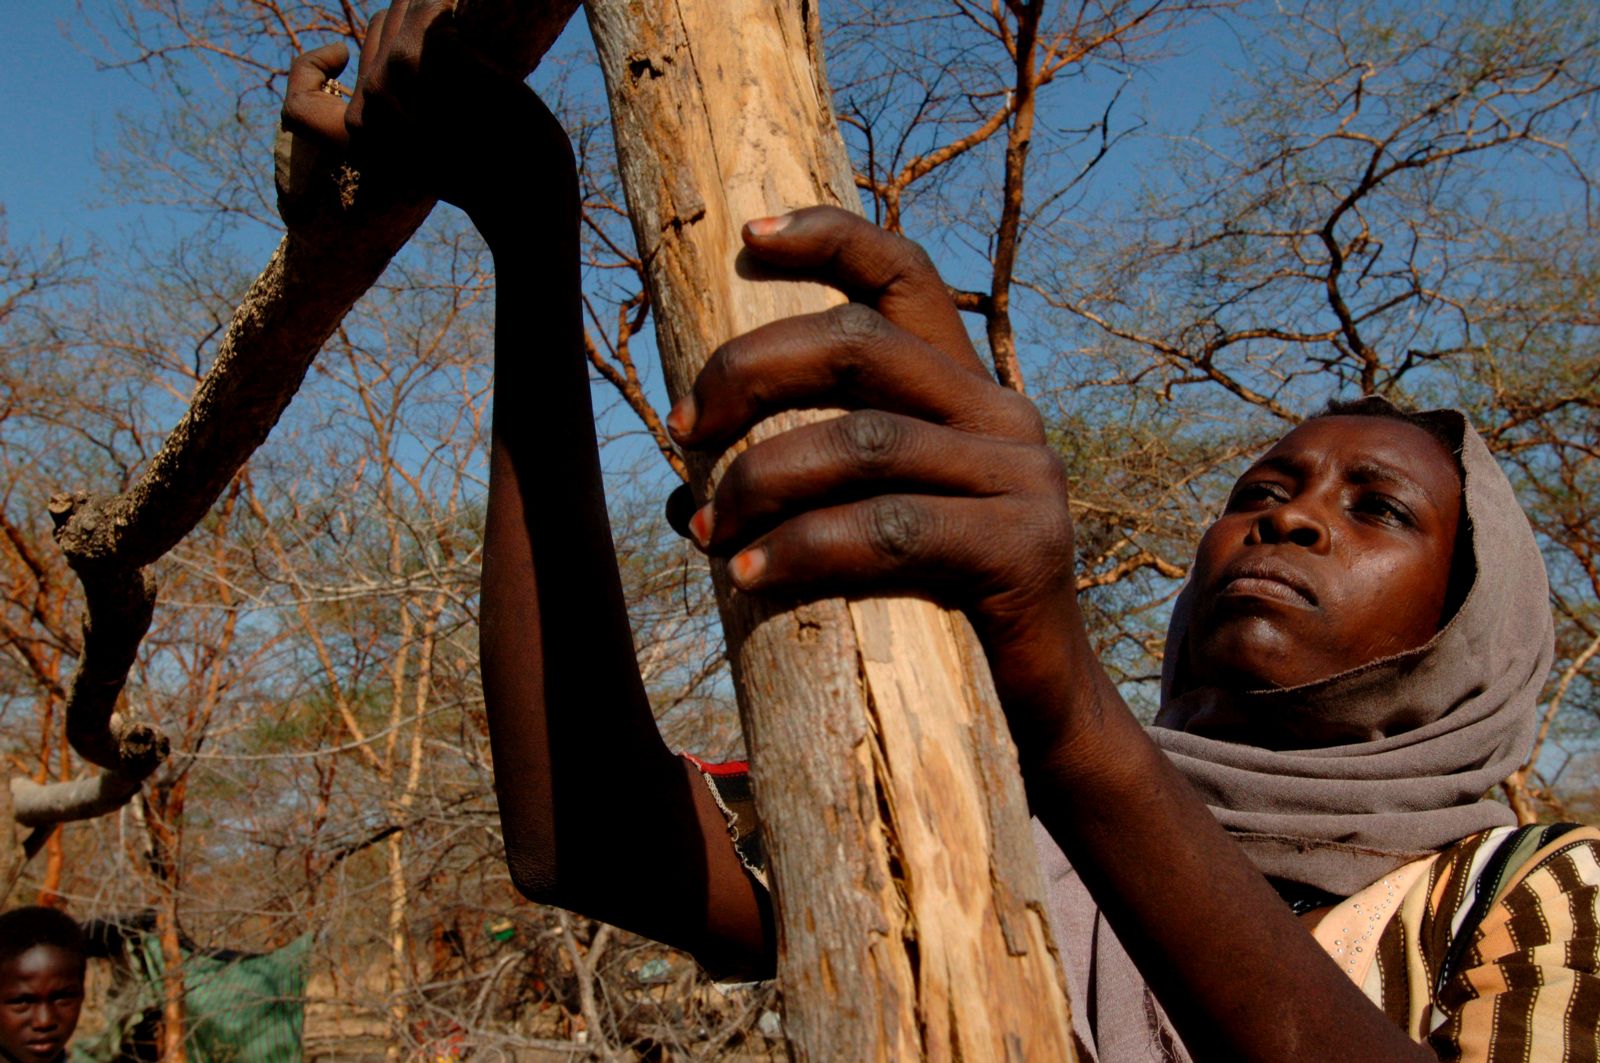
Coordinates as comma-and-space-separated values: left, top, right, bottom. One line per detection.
0, 907, 86, 1063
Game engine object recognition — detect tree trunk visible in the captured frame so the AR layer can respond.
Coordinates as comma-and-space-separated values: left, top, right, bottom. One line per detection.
159, 898, 189, 1063
586, 3, 1076, 1058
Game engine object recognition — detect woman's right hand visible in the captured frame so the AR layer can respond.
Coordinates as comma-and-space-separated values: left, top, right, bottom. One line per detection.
667, 207, 1088, 764
279, 0, 574, 240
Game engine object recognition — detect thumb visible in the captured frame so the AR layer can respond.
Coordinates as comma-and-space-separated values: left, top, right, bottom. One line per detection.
282, 43, 353, 150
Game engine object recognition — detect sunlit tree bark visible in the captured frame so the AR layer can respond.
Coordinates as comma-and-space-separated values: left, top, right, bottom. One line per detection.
587, 0, 1076, 1056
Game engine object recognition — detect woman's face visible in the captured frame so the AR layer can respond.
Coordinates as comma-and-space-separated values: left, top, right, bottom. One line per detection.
1181, 415, 1463, 696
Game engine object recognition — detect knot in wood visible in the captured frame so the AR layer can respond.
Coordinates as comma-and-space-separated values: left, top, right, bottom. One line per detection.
626, 51, 667, 81
47, 491, 89, 529
49, 493, 123, 569
114, 721, 172, 770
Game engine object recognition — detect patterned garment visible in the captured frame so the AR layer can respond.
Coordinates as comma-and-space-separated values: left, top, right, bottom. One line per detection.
693, 760, 1600, 1060
1315, 823, 1600, 1062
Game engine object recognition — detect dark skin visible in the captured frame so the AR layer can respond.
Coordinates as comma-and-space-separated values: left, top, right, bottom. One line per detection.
0, 947, 84, 1063
284, 2, 769, 973
285, 6, 1455, 1057
1169, 416, 1462, 747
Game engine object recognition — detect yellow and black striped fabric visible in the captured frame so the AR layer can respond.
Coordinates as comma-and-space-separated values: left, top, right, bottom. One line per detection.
698, 756, 1600, 1059
1312, 823, 1600, 1061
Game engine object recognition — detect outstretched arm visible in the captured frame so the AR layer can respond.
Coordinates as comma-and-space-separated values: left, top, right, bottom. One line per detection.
281, 0, 768, 972
477, 167, 769, 972
283, 12, 1430, 1053
672, 206, 1433, 1060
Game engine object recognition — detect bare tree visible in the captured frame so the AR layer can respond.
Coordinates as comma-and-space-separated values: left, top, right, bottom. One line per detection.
833, 0, 1232, 392
1038, 0, 1600, 724
6, 1, 1595, 1058
4, 0, 579, 860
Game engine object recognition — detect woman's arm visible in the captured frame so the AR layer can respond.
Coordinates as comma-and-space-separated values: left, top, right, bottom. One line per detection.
675, 206, 1433, 1060
283, 8, 1430, 1050
281, 1, 769, 972
478, 209, 770, 971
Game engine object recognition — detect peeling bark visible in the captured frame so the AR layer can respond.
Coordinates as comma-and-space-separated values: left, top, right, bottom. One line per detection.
12, 0, 580, 832
586, 1, 1076, 1057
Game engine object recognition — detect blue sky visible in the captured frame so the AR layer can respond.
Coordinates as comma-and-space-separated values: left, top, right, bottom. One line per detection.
0, 3, 1241, 265
4, 3, 1593, 759
1, 5, 157, 244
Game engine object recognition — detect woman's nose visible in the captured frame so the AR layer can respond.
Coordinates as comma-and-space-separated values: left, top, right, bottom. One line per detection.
1248, 499, 1329, 551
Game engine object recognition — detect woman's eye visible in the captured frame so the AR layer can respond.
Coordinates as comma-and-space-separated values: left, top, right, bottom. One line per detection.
1228, 482, 1286, 508
1357, 494, 1413, 526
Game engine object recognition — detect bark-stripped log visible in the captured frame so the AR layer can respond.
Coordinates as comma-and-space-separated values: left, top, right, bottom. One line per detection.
0, 771, 23, 906
10, 0, 579, 832
586, 2, 1076, 1057
10, 773, 144, 830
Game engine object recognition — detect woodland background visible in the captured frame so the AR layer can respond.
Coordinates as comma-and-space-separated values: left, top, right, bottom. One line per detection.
0, 0, 1595, 1058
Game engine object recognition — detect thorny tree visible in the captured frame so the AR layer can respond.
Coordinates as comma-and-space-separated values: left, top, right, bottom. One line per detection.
1, 0, 1597, 1056
1034, 0, 1599, 756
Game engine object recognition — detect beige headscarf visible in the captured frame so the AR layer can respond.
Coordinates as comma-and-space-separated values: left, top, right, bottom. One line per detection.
1039, 406, 1553, 1061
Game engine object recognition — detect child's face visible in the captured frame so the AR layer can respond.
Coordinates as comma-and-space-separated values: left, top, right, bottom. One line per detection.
1182, 415, 1462, 704
0, 945, 84, 1063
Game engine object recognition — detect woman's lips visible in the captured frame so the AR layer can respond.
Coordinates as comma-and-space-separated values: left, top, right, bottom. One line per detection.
1215, 561, 1317, 607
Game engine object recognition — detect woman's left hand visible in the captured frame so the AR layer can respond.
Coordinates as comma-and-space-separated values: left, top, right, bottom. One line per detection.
280, 0, 572, 235
669, 206, 1082, 748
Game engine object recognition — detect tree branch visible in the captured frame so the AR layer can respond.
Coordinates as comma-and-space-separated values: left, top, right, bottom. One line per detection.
10, 771, 147, 829
17, 0, 580, 833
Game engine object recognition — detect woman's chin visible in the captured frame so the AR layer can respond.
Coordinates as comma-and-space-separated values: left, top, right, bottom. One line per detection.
1181, 619, 1344, 694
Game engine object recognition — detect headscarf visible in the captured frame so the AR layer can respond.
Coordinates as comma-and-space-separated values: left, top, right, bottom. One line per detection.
1039, 405, 1553, 1061
1149, 405, 1551, 894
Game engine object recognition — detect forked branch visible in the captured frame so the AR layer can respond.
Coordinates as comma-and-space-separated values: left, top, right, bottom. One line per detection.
9, 0, 580, 833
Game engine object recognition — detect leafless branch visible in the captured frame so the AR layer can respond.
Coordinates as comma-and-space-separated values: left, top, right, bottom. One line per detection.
17, 0, 581, 832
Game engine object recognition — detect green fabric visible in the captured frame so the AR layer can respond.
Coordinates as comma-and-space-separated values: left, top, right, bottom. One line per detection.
72, 933, 310, 1063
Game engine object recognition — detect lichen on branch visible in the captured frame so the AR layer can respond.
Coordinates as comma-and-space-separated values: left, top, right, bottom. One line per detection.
9, 0, 580, 840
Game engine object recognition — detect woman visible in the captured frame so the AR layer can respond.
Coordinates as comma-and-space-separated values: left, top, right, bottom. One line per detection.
1044, 398, 1591, 1059
282, 6, 1599, 1059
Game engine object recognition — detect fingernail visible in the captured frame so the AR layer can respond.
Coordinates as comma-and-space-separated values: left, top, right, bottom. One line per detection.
746, 214, 792, 237
689, 503, 714, 548
667, 394, 696, 439
730, 547, 766, 588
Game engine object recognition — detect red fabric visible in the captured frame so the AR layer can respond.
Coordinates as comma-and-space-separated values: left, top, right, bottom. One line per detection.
681, 753, 750, 778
